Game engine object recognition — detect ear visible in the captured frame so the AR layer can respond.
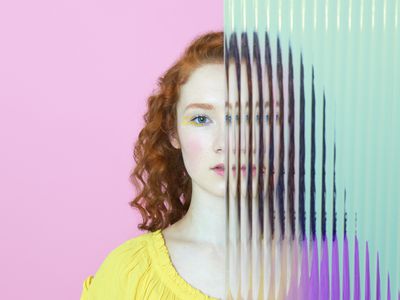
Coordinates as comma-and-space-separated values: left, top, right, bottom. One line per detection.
169, 131, 181, 149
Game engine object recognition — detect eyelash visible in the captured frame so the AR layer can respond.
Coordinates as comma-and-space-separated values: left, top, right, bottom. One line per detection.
190, 114, 212, 126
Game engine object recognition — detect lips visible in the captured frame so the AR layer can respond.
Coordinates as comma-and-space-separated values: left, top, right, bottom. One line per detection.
211, 163, 267, 177
232, 164, 266, 177
211, 163, 225, 176
212, 163, 225, 170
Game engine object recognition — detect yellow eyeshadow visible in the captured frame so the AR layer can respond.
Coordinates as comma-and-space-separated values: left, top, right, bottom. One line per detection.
181, 116, 205, 127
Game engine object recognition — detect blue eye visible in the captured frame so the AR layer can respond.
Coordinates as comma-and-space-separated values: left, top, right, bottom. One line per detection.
191, 115, 211, 125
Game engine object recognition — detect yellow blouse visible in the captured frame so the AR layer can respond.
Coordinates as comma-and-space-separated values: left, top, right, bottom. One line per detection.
80, 229, 218, 300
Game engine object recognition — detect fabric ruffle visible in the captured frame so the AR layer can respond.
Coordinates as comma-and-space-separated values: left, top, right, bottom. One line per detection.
80, 230, 218, 300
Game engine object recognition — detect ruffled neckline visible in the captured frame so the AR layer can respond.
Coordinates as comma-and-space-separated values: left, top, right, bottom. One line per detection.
149, 229, 219, 300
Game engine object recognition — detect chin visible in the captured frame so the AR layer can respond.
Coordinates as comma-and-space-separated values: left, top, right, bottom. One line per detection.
202, 185, 225, 199
210, 190, 225, 199
208, 183, 225, 199
192, 177, 225, 198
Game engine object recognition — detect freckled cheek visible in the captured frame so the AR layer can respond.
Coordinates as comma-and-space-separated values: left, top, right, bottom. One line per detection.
179, 133, 210, 174
181, 136, 204, 158
178, 126, 209, 156
178, 124, 216, 170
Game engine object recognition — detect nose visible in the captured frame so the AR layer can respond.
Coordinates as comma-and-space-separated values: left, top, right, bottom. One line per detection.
214, 123, 225, 153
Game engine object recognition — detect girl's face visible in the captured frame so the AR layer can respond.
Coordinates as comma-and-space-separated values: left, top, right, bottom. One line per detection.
170, 63, 226, 198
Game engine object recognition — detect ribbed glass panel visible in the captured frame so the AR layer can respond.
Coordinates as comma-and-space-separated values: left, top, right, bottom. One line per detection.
224, 1, 400, 299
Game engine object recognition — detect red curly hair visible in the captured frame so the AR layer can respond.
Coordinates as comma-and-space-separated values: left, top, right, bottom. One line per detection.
129, 31, 224, 232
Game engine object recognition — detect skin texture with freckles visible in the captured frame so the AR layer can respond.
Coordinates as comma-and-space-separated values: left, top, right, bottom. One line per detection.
163, 63, 226, 299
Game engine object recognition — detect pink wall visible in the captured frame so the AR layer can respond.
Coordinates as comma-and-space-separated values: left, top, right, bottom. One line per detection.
0, 1, 222, 299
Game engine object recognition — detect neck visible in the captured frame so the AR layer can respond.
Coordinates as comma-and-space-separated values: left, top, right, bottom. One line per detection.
171, 182, 226, 249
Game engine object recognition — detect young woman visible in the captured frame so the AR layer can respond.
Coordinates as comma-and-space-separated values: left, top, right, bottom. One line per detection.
80, 31, 226, 300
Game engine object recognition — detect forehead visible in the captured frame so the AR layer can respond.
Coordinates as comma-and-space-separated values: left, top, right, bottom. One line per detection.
178, 63, 225, 109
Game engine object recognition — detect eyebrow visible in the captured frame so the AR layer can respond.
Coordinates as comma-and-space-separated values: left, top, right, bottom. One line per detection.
225, 102, 261, 109
184, 103, 215, 111
225, 102, 239, 109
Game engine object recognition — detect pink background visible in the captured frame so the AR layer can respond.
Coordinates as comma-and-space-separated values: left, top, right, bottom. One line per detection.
0, 1, 222, 299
